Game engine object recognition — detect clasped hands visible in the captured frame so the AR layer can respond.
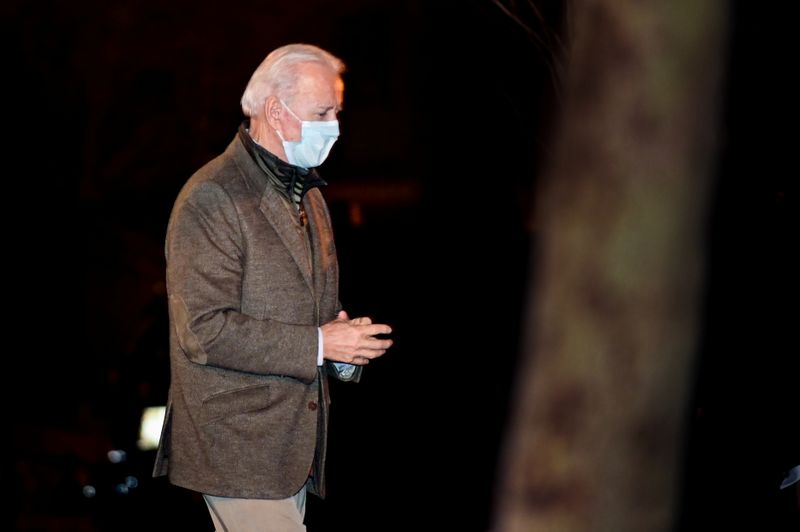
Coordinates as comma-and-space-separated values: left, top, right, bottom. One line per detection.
320, 310, 393, 365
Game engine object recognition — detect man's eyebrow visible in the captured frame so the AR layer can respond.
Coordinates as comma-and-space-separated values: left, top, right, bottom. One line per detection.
316, 103, 343, 113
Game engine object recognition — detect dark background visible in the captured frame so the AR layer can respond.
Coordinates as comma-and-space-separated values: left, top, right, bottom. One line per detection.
6, 1, 796, 530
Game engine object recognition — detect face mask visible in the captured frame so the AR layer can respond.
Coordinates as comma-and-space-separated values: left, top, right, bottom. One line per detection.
277, 99, 339, 168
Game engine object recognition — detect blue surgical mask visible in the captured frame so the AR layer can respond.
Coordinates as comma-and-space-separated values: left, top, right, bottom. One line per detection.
277, 99, 339, 168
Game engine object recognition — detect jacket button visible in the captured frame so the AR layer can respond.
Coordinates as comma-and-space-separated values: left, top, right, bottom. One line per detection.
308, 401, 318, 411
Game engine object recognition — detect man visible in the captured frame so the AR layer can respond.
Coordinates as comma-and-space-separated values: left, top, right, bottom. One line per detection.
153, 43, 393, 531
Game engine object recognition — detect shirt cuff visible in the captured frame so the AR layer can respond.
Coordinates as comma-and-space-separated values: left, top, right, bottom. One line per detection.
317, 327, 324, 366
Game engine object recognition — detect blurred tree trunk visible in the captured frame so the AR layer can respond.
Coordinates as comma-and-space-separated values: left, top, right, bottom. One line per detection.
493, 1, 727, 531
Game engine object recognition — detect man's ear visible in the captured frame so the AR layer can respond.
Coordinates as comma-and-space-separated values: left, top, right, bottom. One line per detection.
265, 96, 282, 128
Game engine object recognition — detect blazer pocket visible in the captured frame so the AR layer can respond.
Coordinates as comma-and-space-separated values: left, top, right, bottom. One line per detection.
200, 384, 272, 426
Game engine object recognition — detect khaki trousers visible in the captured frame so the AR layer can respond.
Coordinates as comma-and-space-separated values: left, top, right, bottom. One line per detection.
203, 486, 307, 532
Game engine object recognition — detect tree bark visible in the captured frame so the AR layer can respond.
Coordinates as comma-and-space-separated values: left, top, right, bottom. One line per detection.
494, 1, 728, 531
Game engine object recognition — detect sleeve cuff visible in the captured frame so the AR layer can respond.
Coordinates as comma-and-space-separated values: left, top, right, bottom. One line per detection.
317, 327, 324, 366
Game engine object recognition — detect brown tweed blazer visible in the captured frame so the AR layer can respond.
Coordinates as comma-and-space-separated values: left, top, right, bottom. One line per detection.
153, 134, 360, 499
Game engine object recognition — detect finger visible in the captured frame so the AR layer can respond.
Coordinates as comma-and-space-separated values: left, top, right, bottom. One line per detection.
352, 346, 389, 358
337, 310, 349, 320
363, 323, 392, 336
362, 338, 393, 350
351, 355, 371, 365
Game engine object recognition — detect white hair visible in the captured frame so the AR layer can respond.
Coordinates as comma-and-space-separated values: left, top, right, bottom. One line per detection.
240, 43, 345, 117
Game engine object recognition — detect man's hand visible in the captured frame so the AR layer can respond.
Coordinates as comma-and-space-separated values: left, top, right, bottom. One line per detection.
320, 310, 393, 365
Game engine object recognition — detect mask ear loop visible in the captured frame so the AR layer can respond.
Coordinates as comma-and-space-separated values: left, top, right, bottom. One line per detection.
276, 99, 303, 143
279, 99, 303, 123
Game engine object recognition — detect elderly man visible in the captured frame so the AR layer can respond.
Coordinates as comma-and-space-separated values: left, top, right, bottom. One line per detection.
153, 43, 393, 531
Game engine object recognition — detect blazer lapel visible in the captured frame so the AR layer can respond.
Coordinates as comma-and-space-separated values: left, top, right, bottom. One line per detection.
259, 185, 314, 292
304, 189, 335, 301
